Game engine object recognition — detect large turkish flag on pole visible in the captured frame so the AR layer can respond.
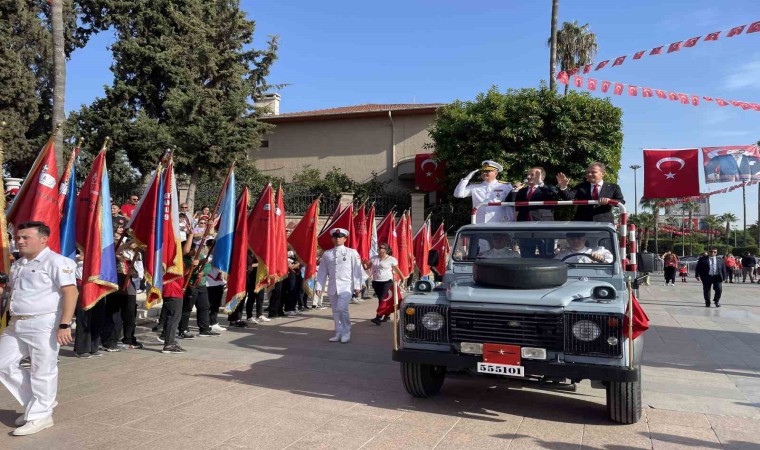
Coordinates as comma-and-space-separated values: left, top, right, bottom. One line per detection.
643, 149, 700, 199
414, 153, 445, 191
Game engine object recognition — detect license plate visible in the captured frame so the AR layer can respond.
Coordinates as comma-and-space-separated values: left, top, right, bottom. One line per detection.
477, 362, 524, 377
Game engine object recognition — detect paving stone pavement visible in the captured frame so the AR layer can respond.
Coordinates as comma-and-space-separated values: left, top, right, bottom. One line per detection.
0, 280, 758, 449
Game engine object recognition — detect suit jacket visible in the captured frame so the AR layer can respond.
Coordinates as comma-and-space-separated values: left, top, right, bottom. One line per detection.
695, 256, 728, 281
506, 184, 559, 221
558, 181, 625, 223
705, 154, 760, 182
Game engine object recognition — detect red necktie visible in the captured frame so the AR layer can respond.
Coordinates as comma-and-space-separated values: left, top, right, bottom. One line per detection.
527, 186, 535, 200
592, 184, 600, 200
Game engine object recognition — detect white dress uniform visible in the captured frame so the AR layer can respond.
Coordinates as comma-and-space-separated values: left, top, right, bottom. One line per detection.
555, 246, 613, 263
454, 161, 515, 223
479, 247, 520, 258
315, 243, 363, 342
0, 247, 76, 422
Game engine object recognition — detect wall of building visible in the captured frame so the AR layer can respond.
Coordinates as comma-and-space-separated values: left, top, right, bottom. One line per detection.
253, 113, 435, 184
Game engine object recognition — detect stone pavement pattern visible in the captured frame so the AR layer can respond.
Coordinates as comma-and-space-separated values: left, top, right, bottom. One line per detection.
0, 280, 758, 449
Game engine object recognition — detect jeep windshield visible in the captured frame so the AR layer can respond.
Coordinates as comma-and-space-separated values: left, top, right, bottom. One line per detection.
451, 229, 617, 265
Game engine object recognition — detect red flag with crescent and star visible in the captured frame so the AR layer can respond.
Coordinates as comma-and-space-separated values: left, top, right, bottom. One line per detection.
414, 153, 446, 192
643, 149, 700, 199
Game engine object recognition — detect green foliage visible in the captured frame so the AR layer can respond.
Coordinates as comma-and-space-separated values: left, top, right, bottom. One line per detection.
730, 246, 760, 256
68, 0, 280, 201
673, 243, 704, 256
429, 87, 624, 193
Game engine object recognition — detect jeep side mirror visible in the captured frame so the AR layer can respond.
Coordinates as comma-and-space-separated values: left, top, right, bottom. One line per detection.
428, 249, 439, 267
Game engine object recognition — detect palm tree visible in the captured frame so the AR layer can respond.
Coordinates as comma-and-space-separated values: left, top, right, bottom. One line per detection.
681, 200, 700, 255
720, 212, 738, 242
549, 21, 598, 95
631, 212, 653, 251
549, 0, 559, 92
703, 214, 723, 247
639, 198, 661, 253
51, 0, 66, 169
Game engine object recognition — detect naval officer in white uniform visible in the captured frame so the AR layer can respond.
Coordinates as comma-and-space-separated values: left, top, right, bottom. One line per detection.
454, 160, 515, 223
0, 221, 78, 436
315, 228, 363, 343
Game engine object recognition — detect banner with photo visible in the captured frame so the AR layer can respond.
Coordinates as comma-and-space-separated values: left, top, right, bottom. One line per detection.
702, 145, 760, 183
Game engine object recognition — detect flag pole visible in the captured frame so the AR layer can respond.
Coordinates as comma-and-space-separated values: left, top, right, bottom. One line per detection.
0, 121, 10, 327
627, 278, 634, 369
183, 161, 235, 288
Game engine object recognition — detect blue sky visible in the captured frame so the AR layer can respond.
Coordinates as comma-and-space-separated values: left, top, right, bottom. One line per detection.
67, 0, 760, 224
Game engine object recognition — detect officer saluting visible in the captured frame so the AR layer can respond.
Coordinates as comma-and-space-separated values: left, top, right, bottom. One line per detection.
454, 160, 515, 223
0, 221, 78, 436
314, 228, 363, 344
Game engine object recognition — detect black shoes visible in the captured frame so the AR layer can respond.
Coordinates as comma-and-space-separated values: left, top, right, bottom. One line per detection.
178, 331, 195, 340
370, 317, 382, 326
161, 344, 186, 354
382, 315, 390, 322
198, 330, 221, 337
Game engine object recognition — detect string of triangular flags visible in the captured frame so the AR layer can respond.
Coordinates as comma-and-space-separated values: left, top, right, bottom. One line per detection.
656, 180, 759, 207
563, 20, 759, 76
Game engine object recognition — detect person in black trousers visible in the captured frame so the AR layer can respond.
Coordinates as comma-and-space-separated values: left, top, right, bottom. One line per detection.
283, 249, 303, 316
113, 239, 142, 349
556, 162, 625, 224
228, 252, 267, 326
695, 248, 728, 307
179, 241, 219, 337
507, 166, 559, 257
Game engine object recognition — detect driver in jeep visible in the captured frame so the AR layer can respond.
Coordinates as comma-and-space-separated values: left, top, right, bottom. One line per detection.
555, 232, 613, 263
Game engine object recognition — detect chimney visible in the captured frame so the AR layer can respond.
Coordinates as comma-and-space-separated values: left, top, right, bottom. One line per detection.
258, 93, 280, 115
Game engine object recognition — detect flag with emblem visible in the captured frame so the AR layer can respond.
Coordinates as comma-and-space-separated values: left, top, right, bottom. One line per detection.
75, 148, 119, 309
317, 203, 354, 251
6, 132, 61, 251
288, 197, 320, 296
413, 218, 432, 277
247, 184, 278, 291
211, 167, 236, 273
224, 187, 249, 312
395, 213, 411, 278
273, 185, 289, 281
643, 149, 700, 198
430, 223, 449, 276
352, 203, 369, 261
376, 211, 396, 257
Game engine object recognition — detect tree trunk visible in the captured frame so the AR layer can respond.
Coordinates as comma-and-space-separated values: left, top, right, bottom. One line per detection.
549, 0, 559, 92
185, 166, 201, 215
51, 0, 66, 173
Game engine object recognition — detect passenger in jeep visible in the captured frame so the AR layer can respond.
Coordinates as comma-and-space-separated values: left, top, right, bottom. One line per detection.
478, 233, 519, 259
555, 232, 613, 263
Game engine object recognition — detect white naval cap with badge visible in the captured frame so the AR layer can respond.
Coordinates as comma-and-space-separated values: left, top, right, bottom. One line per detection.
480, 160, 503, 172
330, 228, 349, 238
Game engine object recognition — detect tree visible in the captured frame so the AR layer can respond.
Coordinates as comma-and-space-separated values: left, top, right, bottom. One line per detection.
430, 87, 623, 196
703, 214, 722, 247
720, 212, 738, 241
630, 212, 653, 251
51, 0, 66, 167
70, 0, 280, 211
681, 200, 700, 255
550, 21, 598, 95
639, 198, 662, 254
549, 0, 559, 92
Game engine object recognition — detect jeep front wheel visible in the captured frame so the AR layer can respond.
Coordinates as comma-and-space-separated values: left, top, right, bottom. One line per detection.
606, 378, 642, 424
400, 362, 446, 398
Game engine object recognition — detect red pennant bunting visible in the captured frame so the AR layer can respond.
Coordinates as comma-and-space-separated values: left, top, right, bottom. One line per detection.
749, 21, 760, 33
683, 36, 700, 47
628, 85, 638, 96
613, 83, 624, 95
633, 50, 646, 59
655, 89, 667, 99
668, 92, 678, 101
613, 55, 626, 66
557, 71, 569, 85
716, 98, 729, 106
650, 46, 663, 55
601, 80, 611, 93
587, 78, 597, 90
573, 75, 583, 87
691, 95, 699, 106
703, 96, 714, 101
595, 60, 609, 70
567, 67, 579, 76
667, 41, 682, 53
727, 25, 746, 37
642, 87, 653, 98
583, 64, 592, 74
678, 93, 690, 104
704, 31, 720, 41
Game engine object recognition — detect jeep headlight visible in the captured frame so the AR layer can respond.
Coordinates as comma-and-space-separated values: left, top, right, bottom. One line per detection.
421, 312, 445, 331
572, 320, 601, 341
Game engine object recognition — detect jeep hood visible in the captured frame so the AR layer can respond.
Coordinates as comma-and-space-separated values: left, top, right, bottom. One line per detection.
447, 279, 603, 307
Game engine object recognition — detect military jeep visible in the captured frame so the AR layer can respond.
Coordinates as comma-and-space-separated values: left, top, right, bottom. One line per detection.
392, 221, 644, 424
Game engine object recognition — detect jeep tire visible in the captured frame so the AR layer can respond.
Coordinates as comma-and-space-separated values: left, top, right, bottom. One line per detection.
401, 362, 446, 398
474, 259, 567, 289
606, 377, 642, 424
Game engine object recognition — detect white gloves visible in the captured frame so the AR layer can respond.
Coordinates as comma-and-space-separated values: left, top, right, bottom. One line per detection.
464, 169, 479, 180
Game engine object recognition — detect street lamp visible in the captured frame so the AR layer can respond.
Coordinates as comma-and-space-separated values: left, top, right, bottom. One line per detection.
630, 164, 641, 215
732, 226, 738, 247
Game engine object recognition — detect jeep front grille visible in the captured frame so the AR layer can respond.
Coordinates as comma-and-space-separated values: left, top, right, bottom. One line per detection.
564, 313, 624, 358
403, 304, 449, 343
449, 309, 563, 349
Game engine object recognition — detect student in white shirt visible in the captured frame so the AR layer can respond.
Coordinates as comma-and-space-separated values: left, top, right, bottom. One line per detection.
362, 243, 405, 325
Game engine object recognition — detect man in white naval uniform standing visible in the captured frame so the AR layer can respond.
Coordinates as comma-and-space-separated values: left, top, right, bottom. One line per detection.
315, 228, 363, 343
454, 160, 516, 223
0, 221, 78, 436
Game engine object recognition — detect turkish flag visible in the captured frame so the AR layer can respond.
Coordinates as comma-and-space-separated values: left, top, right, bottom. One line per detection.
650, 46, 663, 55
643, 149, 700, 198
613, 83, 624, 95
600, 80, 611, 93
414, 153, 446, 191
667, 41, 682, 53
595, 60, 609, 70
704, 31, 720, 41
655, 89, 667, 99
317, 203, 354, 251
691, 95, 700, 106
727, 25, 746, 37
642, 87, 653, 98
573, 75, 583, 87
748, 21, 760, 34
716, 98, 729, 106
582, 64, 592, 74
612, 56, 626, 66
587, 78, 597, 90
683, 36, 701, 47
628, 85, 638, 96
678, 93, 690, 104
395, 213, 411, 278
352, 203, 369, 261
668, 92, 678, 101
557, 71, 569, 84
624, 293, 649, 340
633, 51, 646, 59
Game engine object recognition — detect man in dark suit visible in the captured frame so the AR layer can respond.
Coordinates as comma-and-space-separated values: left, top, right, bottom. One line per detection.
704, 148, 760, 183
508, 167, 558, 257
695, 248, 728, 307
556, 162, 625, 223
